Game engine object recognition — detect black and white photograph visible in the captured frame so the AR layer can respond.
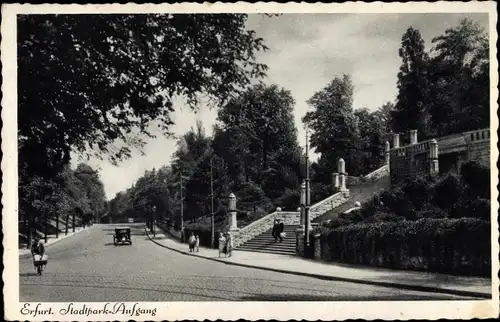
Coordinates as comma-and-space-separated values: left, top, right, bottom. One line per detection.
2, 2, 499, 321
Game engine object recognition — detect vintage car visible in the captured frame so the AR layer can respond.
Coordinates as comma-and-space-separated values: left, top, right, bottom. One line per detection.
113, 227, 132, 246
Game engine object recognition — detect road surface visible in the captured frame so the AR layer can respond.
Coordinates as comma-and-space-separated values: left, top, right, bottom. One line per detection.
20, 223, 476, 301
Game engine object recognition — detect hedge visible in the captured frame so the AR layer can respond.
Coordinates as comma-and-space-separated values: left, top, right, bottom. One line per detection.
315, 217, 491, 277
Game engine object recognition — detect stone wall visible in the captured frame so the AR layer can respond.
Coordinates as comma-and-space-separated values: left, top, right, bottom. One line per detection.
389, 128, 490, 184
464, 129, 490, 166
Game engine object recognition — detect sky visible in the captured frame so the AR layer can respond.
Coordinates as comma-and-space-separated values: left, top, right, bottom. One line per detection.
70, 13, 489, 200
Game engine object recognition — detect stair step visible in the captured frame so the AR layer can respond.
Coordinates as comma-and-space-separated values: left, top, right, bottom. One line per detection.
237, 243, 296, 250
240, 244, 295, 250
240, 240, 295, 245
236, 248, 296, 255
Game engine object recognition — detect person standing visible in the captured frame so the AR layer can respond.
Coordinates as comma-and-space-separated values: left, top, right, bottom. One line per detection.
226, 233, 233, 258
188, 232, 196, 252
195, 235, 200, 252
218, 232, 226, 258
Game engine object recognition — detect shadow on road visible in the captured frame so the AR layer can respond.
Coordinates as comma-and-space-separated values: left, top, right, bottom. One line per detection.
20, 272, 41, 277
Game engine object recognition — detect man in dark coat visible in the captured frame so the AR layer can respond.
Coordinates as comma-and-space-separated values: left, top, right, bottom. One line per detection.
278, 220, 285, 242
272, 219, 279, 242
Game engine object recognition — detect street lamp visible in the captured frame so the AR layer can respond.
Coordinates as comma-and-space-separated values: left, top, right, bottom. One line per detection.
304, 125, 311, 255
152, 205, 157, 237
210, 157, 215, 249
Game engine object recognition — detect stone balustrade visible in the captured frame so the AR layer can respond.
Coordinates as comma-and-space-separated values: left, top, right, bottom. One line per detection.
465, 128, 490, 142
309, 191, 349, 219
364, 164, 389, 181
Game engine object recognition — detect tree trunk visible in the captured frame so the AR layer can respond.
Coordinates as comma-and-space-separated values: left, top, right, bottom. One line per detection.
65, 212, 70, 236
44, 215, 48, 243
27, 214, 33, 249
56, 212, 59, 238
72, 211, 75, 233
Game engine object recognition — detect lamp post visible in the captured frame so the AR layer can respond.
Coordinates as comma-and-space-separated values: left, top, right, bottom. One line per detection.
180, 174, 185, 242
210, 157, 215, 249
152, 205, 156, 237
304, 126, 311, 253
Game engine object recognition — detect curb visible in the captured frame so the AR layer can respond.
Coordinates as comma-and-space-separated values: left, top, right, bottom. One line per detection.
144, 227, 491, 300
18, 226, 93, 258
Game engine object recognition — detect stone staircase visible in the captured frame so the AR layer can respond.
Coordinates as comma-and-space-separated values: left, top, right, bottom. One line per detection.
236, 225, 297, 255
313, 173, 391, 223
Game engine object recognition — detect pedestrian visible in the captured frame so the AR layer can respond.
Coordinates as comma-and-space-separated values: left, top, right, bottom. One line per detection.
272, 219, 278, 242
188, 232, 196, 252
195, 235, 200, 252
226, 232, 233, 258
218, 232, 226, 258
31, 237, 47, 272
278, 219, 285, 243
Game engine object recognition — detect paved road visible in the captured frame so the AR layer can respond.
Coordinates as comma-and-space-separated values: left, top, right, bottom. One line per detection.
20, 224, 476, 302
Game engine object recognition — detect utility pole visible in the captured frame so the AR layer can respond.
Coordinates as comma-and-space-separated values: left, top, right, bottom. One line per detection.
180, 174, 184, 242
210, 158, 215, 249
304, 126, 311, 251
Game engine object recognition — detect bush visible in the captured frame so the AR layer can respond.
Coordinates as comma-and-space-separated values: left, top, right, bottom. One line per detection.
417, 204, 448, 219
433, 172, 464, 210
319, 217, 491, 276
400, 175, 435, 211
461, 161, 490, 199
275, 188, 300, 210
380, 186, 417, 219
451, 198, 491, 221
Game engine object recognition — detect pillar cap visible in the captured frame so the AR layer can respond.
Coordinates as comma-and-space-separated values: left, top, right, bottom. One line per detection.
430, 139, 438, 144
229, 193, 236, 199
276, 207, 282, 212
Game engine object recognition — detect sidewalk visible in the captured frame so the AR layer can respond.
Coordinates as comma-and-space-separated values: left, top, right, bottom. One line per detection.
19, 226, 92, 258
145, 226, 492, 299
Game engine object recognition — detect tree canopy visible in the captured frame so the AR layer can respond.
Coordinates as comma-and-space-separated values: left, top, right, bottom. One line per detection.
18, 14, 269, 179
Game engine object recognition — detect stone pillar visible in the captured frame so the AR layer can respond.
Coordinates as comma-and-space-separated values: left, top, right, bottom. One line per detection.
228, 193, 239, 232
313, 234, 322, 260
429, 139, 439, 176
393, 133, 400, 149
332, 173, 339, 191
338, 158, 347, 192
410, 130, 418, 145
296, 228, 305, 256
385, 141, 390, 167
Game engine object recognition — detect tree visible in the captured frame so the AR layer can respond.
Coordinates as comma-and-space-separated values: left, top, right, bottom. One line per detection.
391, 27, 432, 140
354, 108, 386, 172
303, 74, 360, 176
428, 18, 489, 135
216, 84, 301, 200
18, 14, 269, 180
73, 163, 107, 222
373, 101, 395, 138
